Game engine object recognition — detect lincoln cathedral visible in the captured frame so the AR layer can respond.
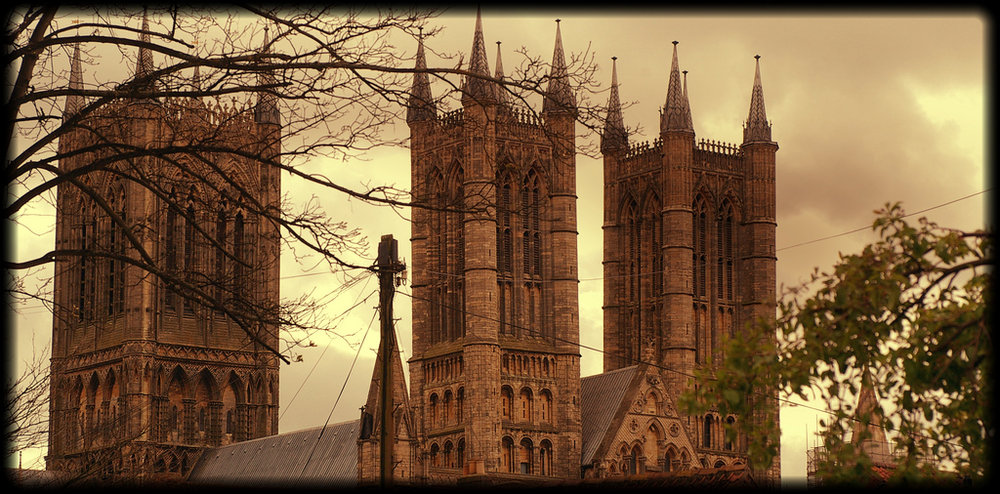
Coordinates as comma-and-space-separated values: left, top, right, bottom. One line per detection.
47, 10, 779, 487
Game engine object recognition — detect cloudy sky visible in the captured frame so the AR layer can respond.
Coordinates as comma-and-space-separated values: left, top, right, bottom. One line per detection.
10, 8, 987, 486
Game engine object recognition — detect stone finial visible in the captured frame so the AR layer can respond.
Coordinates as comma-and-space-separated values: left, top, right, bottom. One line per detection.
65, 42, 84, 120
461, 7, 496, 106
542, 18, 576, 115
255, 23, 280, 125
743, 54, 772, 143
407, 28, 436, 122
494, 40, 510, 106
660, 41, 692, 133
601, 56, 627, 155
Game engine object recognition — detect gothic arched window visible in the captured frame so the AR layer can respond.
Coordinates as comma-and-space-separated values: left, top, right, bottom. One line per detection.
428, 169, 446, 343
622, 199, 640, 366
214, 203, 228, 315
518, 387, 533, 423
539, 439, 553, 476
164, 193, 179, 311
540, 389, 553, 423
183, 201, 196, 314
703, 414, 713, 448
725, 415, 736, 451
443, 440, 454, 468
519, 438, 534, 474
77, 197, 91, 321
428, 393, 438, 429
233, 211, 245, 300
442, 390, 452, 426
501, 386, 513, 421
693, 196, 708, 299
496, 172, 514, 336
440, 165, 465, 342
521, 169, 541, 278
107, 182, 127, 316
502, 437, 515, 473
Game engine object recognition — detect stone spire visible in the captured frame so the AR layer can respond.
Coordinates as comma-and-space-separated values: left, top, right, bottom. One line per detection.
254, 24, 280, 126
406, 28, 436, 123
682, 69, 693, 132
461, 7, 495, 106
852, 368, 887, 444
494, 40, 510, 106
601, 57, 627, 155
65, 42, 84, 120
191, 37, 201, 93
851, 367, 892, 463
743, 54, 772, 143
542, 19, 576, 115
660, 41, 692, 133
136, 9, 153, 86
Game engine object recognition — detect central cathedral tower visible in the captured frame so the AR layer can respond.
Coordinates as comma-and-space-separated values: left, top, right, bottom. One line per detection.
406, 12, 582, 481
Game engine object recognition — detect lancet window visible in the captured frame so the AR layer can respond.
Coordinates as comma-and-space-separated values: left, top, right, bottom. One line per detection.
428, 165, 465, 343
497, 171, 515, 336
621, 199, 640, 366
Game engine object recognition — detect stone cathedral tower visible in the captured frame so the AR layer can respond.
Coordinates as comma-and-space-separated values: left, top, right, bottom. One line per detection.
406, 12, 582, 482
47, 20, 280, 480
601, 44, 779, 482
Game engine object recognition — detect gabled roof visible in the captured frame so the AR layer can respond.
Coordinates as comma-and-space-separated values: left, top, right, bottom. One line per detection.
186, 419, 360, 487
580, 365, 639, 465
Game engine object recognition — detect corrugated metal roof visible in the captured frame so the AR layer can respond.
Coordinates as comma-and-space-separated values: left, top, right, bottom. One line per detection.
580, 366, 638, 465
186, 419, 360, 487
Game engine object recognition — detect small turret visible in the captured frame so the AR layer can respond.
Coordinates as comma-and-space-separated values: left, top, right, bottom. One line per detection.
254, 25, 280, 126
682, 69, 693, 133
660, 41, 692, 133
600, 57, 627, 155
134, 9, 154, 93
494, 41, 510, 107
743, 55, 772, 143
461, 7, 495, 107
542, 19, 576, 116
65, 43, 83, 120
406, 28, 436, 123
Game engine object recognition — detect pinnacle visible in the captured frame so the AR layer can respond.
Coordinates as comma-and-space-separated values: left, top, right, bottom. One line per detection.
660, 40, 692, 133
542, 18, 576, 115
743, 54, 772, 143
601, 56, 627, 154
461, 7, 495, 105
407, 30, 436, 122
65, 43, 84, 119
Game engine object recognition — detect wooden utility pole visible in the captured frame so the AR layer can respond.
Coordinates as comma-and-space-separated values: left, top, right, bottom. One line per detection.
375, 234, 405, 487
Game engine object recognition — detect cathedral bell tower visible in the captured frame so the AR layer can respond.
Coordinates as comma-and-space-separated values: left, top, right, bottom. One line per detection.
406, 11, 582, 481
601, 44, 779, 484
48, 16, 281, 479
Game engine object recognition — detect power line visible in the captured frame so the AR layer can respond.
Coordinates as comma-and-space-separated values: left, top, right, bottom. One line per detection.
776, 188, 991, 252
279, 288, 378, 421
298, 302, 378, 477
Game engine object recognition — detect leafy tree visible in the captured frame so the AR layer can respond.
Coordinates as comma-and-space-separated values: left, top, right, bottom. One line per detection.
683, 201, 992, 485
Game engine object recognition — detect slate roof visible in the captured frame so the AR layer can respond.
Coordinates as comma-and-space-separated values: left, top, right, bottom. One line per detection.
579, 365, 639, 465
186, 419, 360, 488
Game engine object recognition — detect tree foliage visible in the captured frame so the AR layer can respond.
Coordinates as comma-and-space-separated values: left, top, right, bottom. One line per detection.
684, 202, 992, 484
